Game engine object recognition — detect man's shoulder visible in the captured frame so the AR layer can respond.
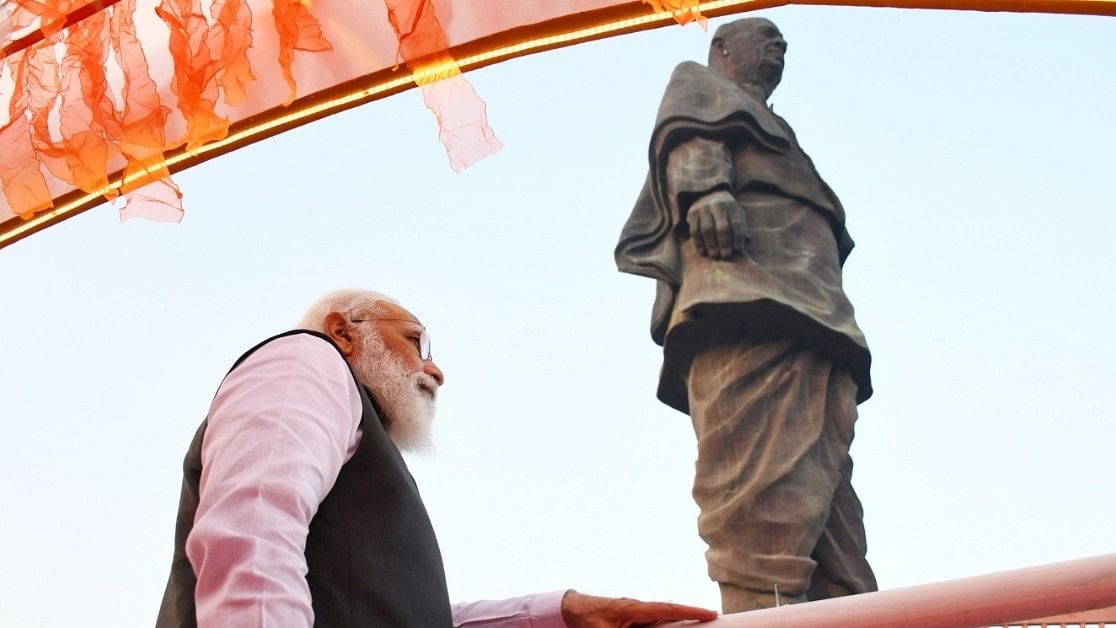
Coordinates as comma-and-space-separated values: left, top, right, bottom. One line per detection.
228, 330, 347, 375
255, 329, 340, 353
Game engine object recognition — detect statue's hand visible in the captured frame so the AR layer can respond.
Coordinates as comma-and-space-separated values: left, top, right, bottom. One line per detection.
687, 190, 749, 259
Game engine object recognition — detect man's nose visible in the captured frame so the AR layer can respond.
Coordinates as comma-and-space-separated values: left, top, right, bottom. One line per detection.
424, 360, 445, 386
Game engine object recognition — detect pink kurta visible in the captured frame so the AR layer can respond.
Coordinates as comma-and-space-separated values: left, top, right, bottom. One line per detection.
186, 333, 565, 627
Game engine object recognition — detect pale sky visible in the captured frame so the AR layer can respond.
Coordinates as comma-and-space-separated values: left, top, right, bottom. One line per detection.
1, 7, 1115, 627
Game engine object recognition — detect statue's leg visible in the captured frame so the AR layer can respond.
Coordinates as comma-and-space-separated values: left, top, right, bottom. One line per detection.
687, 338, 856, 614
807, 453, 878, 601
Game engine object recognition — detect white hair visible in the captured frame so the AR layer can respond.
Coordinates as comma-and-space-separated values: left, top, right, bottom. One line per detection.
297, 289, 397, 332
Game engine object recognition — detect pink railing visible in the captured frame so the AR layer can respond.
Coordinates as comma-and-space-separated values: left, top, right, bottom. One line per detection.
668, 554, 1116, 627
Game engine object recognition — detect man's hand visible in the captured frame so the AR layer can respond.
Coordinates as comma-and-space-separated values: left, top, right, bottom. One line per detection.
687, 190, 748, 260
561, 590, 718, 627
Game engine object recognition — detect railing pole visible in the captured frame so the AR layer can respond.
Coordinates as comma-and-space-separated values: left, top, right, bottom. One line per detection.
672, 553, 1116, 627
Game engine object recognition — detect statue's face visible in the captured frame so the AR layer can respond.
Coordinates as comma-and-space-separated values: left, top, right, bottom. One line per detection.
713, 19, 787, 97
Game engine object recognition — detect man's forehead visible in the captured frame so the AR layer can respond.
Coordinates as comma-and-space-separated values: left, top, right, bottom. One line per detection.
380, 302, 422, 325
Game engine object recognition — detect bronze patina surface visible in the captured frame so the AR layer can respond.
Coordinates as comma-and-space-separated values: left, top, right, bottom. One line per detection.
616, 18, 877, 613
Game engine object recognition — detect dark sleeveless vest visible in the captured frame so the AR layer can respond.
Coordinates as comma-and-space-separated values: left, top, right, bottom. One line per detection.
155, 330, 453, 627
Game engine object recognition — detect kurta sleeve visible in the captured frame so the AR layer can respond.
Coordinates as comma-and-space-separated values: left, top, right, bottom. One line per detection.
186, 334, 363, 628
452, 590, 568, 627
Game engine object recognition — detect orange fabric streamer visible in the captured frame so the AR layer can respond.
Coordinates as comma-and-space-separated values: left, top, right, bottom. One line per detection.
60, 9, 118, 194
209, 0, 254, 106
419, 77, 502, 172
26, 33, 74, 184
643, 0, 707, 25
384, 0, 457, 80
272, 0, 332, 106
110, 0, 182, 218
0, 6, 53, 219
8, 0, 181, 219
109, 0, 173, 191
155, 0, 228, 149
0, 54, 53, 219
0, 0, 339, 223
118, 177, 184, 223
384, 0, 501, 170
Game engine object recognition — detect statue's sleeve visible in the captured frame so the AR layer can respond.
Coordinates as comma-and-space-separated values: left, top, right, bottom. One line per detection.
664, 136, 734, 228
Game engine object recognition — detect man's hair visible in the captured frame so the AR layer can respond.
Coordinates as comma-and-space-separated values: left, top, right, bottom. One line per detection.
297, 289, 396, 332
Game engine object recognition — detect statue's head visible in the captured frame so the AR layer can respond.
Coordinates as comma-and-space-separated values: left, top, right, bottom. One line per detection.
708, 18, 786, 100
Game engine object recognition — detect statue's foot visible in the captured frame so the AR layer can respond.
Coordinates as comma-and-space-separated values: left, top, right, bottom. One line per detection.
719, 583, 805, 614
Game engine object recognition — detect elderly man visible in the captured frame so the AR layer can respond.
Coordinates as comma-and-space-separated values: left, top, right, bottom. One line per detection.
616, 18, 877, 613
156, 289, 716, 627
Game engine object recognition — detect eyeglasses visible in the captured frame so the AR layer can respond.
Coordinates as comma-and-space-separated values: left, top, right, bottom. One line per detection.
349, 317, 431, 361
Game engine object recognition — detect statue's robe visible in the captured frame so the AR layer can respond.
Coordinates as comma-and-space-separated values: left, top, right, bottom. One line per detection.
615, 61, 872, 412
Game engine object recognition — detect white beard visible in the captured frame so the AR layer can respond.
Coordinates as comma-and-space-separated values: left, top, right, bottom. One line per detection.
352, 337, 438, 453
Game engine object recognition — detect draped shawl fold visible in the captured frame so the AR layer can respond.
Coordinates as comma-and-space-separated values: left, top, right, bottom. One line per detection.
615, 61, 871, 408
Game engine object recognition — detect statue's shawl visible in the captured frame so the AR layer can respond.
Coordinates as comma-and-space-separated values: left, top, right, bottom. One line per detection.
615, 61, 792, 345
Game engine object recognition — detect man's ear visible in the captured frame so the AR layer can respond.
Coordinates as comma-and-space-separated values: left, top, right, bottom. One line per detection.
323, 311, 357, 357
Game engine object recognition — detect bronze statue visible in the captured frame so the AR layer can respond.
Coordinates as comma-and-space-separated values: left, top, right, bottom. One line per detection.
615, 18, 877, 613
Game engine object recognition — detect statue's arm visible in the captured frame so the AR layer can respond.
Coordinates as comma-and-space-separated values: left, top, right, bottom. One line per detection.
666, 136, 748, 260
